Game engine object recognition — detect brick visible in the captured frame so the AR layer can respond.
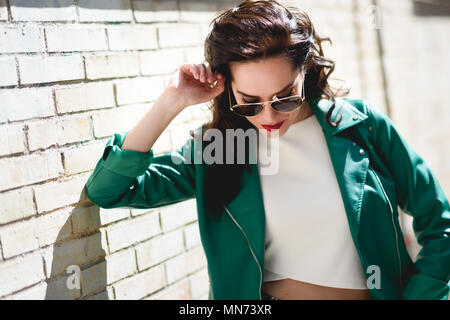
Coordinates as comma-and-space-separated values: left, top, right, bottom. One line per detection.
18, 54, 84, 85
158, 23, 203, 48
115, 77, 165, 106
104, 247, 136, 284
55, 82, 115, 114
70, 206, 101, 234
165, 246, 207, 285
78, 0, 132, 22
0, 219, 39, 259
1, 282, 47, 300
0, 0, 7, 21
0, 123, 25, 156
62, 141, 105, 175
0, 56, 18, 86
135, 229, 184, 271
46, 25, 107, 52
179, 1, 218, 23
80, 260, 107, 296
139, 48, 184, 76
0, 252, 45, 297
130, 208, 157, 217
107, 25, 158, 51
10, 0, 77, 21
27, 119, 59, 151
58, 115, 92, 145
170, 105, 194, 125
186, 246, 207, 273
147, 279, 190, 300
113, 265, 165, 300
71, 206, 130, 234
132, 0, 179, 22
34, 207, 73, 247
184, 223, 201, 249
189, 268, 210, 299
99, 207, 130, 226
0, 151, 62, 192
0, 207, 72, 258
160, 199, 197, 232
0, 88, 54, 123
92, 104, 149, 138
82, 286, 114, 300
165, 252, 189, 284
33, 173, 90, 213
184, 46, 205, 64
151, 127, 172, 155
0, 188, 35, 224
85, 53, 139, 80
42, 232, 107, 278
45, 273, 81, 299
0, 25, 45, 53
106, 213, 161, 252
189, 103, 211, 124
167, 121, 196, 151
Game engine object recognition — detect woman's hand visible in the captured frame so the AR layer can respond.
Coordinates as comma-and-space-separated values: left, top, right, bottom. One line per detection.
165, 62, 226, 108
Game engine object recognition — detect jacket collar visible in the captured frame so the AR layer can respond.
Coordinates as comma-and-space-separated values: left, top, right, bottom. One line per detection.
308, 96, 368, 136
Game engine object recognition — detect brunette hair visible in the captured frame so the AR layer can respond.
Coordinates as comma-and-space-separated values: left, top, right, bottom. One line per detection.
194, 0, 349, 221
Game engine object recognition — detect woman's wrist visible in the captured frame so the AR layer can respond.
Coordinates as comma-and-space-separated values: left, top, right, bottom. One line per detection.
159, 86, 189, 114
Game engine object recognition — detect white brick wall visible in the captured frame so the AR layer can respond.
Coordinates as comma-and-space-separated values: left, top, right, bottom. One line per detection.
0, 123, 25, 156
0, 25, 45, 53
0, 56, 18, 86
85, 52, 140, 79
0, 88, 54, 122
0, 0, 8, 21
18, 54, 84, 84
10, 0, 77, 22
133, 0, 179, 22
55, 82, 115, 113
0, 0, 447, 301
46, 25, 108, 52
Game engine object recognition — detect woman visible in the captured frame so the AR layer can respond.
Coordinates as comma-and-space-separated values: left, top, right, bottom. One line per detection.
84, 1, 450, 300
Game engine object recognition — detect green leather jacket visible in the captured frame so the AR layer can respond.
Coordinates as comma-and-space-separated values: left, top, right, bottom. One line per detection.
84, 97, 450, 300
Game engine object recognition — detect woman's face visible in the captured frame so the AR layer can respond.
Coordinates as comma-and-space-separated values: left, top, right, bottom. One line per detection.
229, 55, 308, 138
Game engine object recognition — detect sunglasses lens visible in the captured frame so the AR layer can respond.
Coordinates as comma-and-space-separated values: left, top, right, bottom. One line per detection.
234, 104, 264, 116
272, 96, 303, 112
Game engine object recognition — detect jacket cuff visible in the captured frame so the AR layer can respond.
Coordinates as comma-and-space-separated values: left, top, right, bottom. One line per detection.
102, 131, 154, 178
402, 273, 450, 300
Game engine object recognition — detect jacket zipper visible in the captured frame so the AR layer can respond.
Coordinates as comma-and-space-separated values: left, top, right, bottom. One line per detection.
224, 205, 263, 300
372, 169, 403, 284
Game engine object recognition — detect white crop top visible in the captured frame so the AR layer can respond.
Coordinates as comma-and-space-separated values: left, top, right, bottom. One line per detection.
257, 114, 368, 289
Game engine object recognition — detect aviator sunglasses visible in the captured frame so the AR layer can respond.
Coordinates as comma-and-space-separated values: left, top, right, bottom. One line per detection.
227, 72, 305, 117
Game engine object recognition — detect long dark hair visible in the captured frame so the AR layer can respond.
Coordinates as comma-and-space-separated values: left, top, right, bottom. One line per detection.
194, 0, 349, 221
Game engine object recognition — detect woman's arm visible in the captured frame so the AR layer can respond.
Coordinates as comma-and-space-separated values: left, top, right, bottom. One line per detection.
83, 63, 225, 209
365, 100, 450, 300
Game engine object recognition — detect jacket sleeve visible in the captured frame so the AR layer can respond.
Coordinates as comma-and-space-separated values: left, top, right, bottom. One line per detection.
84, 130, 196, 209
365, 101, 450, 300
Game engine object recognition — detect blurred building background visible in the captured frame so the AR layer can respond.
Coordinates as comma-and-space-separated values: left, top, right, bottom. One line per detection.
0, 0, 448, 299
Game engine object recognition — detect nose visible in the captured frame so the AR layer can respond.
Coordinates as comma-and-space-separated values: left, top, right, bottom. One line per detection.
258, 101, 279, 122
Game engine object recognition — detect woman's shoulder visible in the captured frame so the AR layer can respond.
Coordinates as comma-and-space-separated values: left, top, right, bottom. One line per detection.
341, 97, 390, 123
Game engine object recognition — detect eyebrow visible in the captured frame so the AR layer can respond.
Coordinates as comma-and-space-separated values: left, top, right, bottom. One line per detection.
236, 79, 296, 99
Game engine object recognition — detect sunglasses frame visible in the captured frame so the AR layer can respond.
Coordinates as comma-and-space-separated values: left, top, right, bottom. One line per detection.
227, 72, 305, 117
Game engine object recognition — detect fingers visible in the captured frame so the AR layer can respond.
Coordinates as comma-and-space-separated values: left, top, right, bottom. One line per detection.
179, 63, 225, 87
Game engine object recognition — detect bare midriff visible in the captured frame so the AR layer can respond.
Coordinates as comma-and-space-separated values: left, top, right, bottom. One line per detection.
262, 278, 372, 300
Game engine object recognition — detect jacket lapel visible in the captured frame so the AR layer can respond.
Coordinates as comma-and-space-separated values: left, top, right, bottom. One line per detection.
311, 97, 370, 245
226, 97, 370, 269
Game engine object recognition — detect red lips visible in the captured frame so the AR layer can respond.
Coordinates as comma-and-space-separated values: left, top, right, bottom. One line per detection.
261, 121, 284, 130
